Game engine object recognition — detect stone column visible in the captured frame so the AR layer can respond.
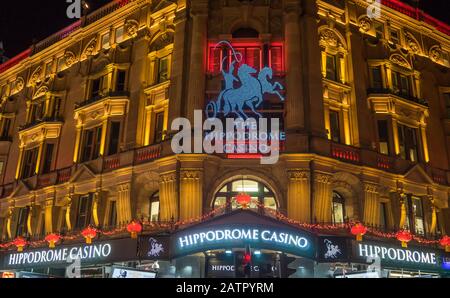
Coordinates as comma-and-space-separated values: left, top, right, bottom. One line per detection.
65, 195, 72, 231
117, 184, 132, 224
284, 0, 304, 131
159, 172, 178, 221
44, 199, 54, 234
363, 183, 380, 226
313, 173, 332, 223
287, 170, 310, 222
301, 0, 326, 137
186, 0, 208, 122
168, 8, 188, 126
180, 170, 203, 220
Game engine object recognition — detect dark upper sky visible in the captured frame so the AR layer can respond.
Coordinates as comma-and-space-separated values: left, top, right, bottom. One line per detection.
0, 0, 449, 59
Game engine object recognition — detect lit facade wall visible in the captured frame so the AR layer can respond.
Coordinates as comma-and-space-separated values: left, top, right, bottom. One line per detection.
0, 0, 448, 248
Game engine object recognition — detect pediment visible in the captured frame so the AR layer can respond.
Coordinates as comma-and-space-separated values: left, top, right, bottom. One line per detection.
9, 181, 30, 198
70, 164, 96, 183
403, 164, 434, 185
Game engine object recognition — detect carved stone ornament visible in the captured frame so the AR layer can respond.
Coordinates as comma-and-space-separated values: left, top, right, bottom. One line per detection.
13, 77, 25, 93
28, 66, 43, 86
64, 51, 76, 67
405, 32, 421, 54
150, 32, 174, 52
390, 54, 411, 69
82, 38, 98, 59
359, 16, 372, 32
429, 45, 443, 63
125, 19, 140, 37
319, 28, 340, 48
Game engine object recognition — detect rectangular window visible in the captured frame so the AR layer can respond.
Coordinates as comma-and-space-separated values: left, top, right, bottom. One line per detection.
116, 70, 126, 92
370, 66, 383, 89
21, 147, 39, 179
102, 33, 110, 49
392, 71, 412, 97
153, 112, 165, 144
208, 47, 222, 74
326, 54, 338, 81
412, 196, 425, 236
0, 161, 4, 175
329, 110, 341, 143
374, 22, 384, 39
332, 202, 345, 224
16, 207, 29, 237
40, 213, 45, 236
115, 27, 124, 44
157, 56, 170, 83
108, 122, 121, 156
390, 29, 400, 44
270, 46, 283, 73
30, 101, 45, 123
398, 124, 419, 162
377, 120, 390, 155
81, 126, 102, 162
109, 201, 117, 227
76, 195, 93, 230
1, 118, 11, 139
150, 201, 160, 222
42, 143, 54, 174
445, 93, 450, 118
51, 97, 62, 120
91, 77, 102, 98
380, 202, 388, 230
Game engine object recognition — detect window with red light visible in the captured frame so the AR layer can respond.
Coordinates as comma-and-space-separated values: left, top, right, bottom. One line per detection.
208, 43, 284, 74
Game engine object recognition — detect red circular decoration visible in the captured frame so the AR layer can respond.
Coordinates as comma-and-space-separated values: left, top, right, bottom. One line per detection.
396, 230, 413, 248
127, 221, 143, 239
13, 237, 27, 252
45, 233, 61, 248
81, 227, 97, 244
440, 235, 450, 252
235, 193, 251, 207
351, 223, 367, 241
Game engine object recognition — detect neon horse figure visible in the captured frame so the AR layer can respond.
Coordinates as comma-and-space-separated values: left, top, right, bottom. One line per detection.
206, 41, 285, 120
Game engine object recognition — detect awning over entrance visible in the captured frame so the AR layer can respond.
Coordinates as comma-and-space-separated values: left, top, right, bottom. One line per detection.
141, 209, 317, 260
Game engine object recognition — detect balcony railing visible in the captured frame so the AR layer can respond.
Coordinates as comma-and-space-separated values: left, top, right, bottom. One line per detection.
331, 143, 361, 164
134, 144, 163, 165
367, 88, 428, 106
18, 116, 64, 131
75, 90, 130, 109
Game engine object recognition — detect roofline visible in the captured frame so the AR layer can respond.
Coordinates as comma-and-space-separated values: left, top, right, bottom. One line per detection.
1, 0, 450, 75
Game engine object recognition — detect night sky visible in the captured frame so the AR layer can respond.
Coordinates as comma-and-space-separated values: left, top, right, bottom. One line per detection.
0, 0, 449, 58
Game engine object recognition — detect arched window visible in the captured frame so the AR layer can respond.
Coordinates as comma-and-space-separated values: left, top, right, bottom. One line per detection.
213, 179, 277, 214
149, 192, 160, 222
332, 191, 345, 224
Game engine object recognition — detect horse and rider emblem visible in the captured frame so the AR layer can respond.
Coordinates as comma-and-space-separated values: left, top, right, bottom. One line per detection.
206, 41, 285, 120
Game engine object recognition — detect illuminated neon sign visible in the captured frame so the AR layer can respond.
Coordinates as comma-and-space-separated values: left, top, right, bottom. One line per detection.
173, 225, 315, 259
358, 243, 437, 265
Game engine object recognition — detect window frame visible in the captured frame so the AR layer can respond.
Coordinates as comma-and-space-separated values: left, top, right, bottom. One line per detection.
149, 192, 160, 222
212, 179, 278, 214
331, 191, 346, 224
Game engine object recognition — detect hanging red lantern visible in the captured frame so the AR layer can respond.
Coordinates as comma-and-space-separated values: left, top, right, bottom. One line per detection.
127, 221, 142, 239
81, 227, 97, 244
45, 233, 61, 249
351, 223, 367, 241
13, 237, 27, 252
235, 193, 251, 209
396, 230, 413, 248
439, 235, 450, 252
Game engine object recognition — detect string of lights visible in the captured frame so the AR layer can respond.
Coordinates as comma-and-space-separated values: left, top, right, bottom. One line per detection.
0, 201, 446, 251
